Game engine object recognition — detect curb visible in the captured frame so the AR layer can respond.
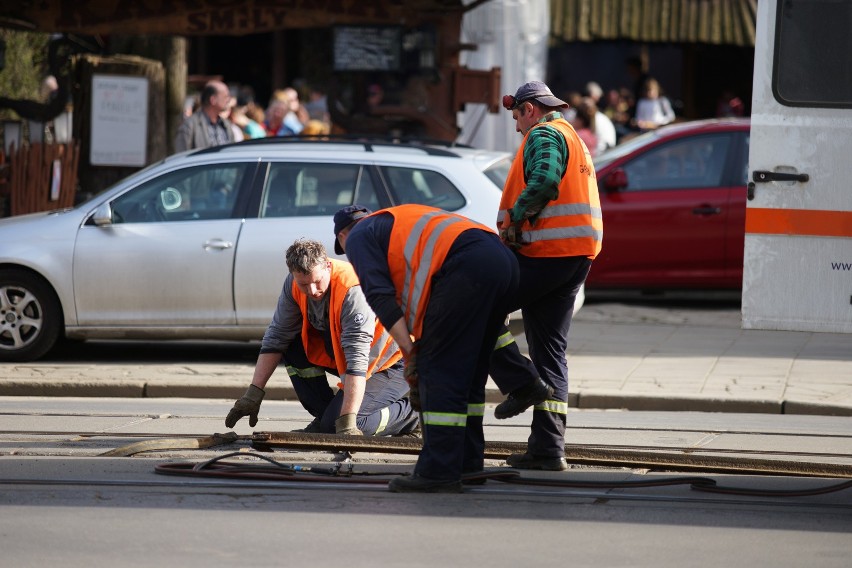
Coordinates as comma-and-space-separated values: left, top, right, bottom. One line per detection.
3, 381, 851, 417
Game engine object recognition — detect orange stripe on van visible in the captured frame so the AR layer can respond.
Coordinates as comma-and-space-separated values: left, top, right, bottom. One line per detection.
745, 208, 852, 238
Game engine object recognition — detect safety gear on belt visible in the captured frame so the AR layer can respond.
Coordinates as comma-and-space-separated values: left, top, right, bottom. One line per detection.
225, 384, 265, 428
335, 413, 363, 436
404, 341, 420, 411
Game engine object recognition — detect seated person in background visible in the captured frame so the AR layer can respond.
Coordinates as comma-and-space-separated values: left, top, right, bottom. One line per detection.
570, 98, 599, 157
633, 78, 675, 131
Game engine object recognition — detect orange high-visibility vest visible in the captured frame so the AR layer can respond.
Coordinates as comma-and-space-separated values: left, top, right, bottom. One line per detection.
292, 258, 401, 381
499, 118, 603, 259
383, 205, 494, 339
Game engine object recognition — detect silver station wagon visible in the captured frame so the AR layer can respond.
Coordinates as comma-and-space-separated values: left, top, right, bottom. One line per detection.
1, 137, 516, 361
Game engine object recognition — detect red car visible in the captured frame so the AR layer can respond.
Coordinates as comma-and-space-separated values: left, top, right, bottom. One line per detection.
587, 118, 750, 290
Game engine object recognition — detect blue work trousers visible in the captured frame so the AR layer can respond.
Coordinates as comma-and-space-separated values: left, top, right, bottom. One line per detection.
414, 236, 519, 481
281, 341, 416, 436
513, 254, 591, 457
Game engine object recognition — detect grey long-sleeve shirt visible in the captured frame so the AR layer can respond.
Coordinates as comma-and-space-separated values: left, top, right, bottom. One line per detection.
259, 273, 376, 377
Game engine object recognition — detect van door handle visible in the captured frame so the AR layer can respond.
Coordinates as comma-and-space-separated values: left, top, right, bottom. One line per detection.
203, 239, 234, 251
753, 170, 809, 183
692, 206, 722, 216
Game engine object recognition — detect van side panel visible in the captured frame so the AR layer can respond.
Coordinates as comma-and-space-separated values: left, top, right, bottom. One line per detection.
742, 0, 852, 333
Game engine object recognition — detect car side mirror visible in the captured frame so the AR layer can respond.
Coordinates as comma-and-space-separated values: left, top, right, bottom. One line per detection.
604, 168, 628, 191
91, 203, 114, 226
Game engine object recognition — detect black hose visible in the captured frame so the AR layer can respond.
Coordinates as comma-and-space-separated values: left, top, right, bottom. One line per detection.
154, 453, 852, 497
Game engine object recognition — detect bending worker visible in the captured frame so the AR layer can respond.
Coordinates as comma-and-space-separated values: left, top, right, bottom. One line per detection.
494, 80, 603, 471
225, 238, 419, 437
340, 204, 518, 493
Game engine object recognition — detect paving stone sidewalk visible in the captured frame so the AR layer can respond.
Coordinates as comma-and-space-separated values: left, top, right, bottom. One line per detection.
2, 303, 851, 416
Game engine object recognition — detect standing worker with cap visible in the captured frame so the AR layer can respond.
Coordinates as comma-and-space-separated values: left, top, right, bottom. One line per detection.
494, 80, 603, 471
225, 238, 419, 437
338, 204, 519, 493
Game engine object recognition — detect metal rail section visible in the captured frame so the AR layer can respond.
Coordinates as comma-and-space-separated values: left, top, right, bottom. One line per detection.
249, 432, 852, 479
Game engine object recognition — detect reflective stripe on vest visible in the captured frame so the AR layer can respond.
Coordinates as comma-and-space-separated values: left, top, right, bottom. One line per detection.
385, 205, 492, 338
401, 212, 467, 332
534, 399, 569, 415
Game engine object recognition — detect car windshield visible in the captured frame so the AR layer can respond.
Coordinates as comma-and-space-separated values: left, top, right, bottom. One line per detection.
594, 130, 661, 169
483, 157, 512, 190
71, 157, 170, 209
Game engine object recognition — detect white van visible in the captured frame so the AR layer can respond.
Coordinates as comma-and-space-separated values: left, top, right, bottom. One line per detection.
742, 0, 852, 333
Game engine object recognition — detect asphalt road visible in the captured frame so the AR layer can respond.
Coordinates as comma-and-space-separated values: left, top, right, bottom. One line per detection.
1, 397, 851, 567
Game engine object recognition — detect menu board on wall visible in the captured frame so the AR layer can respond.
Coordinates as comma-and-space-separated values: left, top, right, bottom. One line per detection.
333, 26, 402, 71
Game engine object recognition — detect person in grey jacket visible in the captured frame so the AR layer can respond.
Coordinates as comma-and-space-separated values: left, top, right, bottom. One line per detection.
225, 239, 418, 436
174, 80, 236, 152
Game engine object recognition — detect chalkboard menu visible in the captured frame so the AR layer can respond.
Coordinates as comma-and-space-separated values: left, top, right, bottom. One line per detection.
333, 26, 402, 71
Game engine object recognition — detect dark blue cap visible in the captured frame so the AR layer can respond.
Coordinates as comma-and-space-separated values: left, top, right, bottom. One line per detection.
333, 205, 372, 254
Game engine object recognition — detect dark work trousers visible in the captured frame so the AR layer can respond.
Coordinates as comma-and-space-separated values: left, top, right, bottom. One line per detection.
414, 235, 519, 481
489, 325, 539, 394
281, 341, 416, 436
513, 254, 592, 457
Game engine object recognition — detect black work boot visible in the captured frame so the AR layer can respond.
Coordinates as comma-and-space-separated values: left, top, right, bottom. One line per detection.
506, 452, 568, 471
388, 474, 463, 493
392, 409, 421, 438
494, 377, 554, 419
291, 417, 322, 433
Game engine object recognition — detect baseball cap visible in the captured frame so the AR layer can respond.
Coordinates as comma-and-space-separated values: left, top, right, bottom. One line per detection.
503, 80, 569, 110
333, 205, 372, 254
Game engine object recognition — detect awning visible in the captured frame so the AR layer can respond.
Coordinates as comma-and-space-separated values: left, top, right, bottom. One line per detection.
0, 0, 468, 36
550, 0, 757, 47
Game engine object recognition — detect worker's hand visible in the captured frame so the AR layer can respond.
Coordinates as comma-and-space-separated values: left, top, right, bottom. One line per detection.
499, 220, 525, 250
404, 342, 421, 411
335, 413, 364, 436
225, 384, 265, 428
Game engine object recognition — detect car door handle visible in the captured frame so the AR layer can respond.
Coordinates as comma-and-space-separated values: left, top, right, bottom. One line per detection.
692, 206, 722, 216
753, 170, 809, 183
203, 239, 234, 251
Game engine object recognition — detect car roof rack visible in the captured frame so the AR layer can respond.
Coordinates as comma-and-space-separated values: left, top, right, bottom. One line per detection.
191, 134, 471, 158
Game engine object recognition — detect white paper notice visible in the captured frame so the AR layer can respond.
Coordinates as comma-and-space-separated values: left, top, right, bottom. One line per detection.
90, 75, 148, 166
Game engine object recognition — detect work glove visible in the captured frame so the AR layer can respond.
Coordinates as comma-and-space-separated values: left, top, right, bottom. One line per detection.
404, 342, 421, 412
334, 413, 364, 436
499, 219, 525, 251
225, 384, 265, 428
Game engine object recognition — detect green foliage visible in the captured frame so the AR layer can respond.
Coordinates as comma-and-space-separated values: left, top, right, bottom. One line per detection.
0, 29, 51, 120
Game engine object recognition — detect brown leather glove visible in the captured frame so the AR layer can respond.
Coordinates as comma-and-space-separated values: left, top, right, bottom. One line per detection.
335, 413, 364, 436
404, 342, 421, 412
225, 385, 265, 428
499, 220, 525, 250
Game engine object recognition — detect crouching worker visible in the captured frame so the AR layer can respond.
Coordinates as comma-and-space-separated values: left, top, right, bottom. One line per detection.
225, 239, 419, 437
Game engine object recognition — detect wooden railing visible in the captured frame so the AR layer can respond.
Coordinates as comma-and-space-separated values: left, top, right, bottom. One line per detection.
2, 141, 80, 217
